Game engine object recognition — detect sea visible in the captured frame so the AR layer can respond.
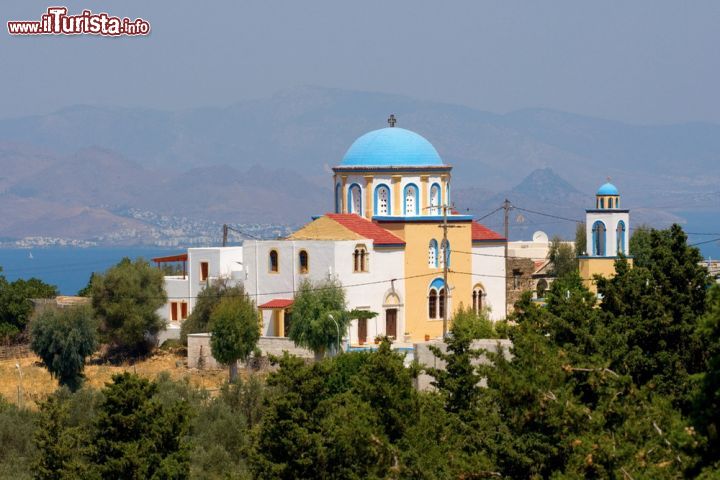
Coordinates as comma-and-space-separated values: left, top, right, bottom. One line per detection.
0, 211, 717, 295
0, 247, 185, 295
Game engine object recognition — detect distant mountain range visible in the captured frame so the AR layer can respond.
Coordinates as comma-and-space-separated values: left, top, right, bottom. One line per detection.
0, 86, 717, 245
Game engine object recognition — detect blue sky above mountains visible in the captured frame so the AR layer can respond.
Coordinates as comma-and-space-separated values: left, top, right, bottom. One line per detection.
2, 0, 719, 124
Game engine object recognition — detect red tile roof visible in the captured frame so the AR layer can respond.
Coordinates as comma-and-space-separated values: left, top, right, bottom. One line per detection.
258, 299, 294, 309
471, 221, 506, 242
326, 214, 405, 246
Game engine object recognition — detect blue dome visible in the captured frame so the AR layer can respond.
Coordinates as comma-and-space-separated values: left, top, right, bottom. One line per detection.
597, 182, 619, 196
340, 127, 444, 167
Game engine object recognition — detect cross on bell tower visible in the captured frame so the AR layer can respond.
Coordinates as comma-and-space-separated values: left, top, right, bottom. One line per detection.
387, 114, 397, 127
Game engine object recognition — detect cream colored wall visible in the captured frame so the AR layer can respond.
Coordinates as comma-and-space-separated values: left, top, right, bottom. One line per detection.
383, 220, 473, 341
579, 257, 634, 292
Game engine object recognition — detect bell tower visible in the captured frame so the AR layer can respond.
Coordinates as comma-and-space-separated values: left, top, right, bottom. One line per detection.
579, 181, 631, 292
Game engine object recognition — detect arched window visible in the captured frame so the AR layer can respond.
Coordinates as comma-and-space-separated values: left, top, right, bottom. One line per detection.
428, 278, 445, 319
599, 198, 605, 209
428, 289, 438, 319
428, 239, 438, 268
298, 250, 309, 274
472, 284, 484, 314
404, 184, 419, 216
616, 221, 626, 255
430, 183, 441, 215
348, 184, 362, 215
438, 288, 446, 319
536, 279, 548, 299
374, 184, 390, 216
592, 221, 606, 256
269, 249, 279, 273
353, 244, 368, 272
335, 183, 341, 213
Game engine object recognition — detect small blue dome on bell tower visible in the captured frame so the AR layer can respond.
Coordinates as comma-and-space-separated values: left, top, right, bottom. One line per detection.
597, 183, 619, 196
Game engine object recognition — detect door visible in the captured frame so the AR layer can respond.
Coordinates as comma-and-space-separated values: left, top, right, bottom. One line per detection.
283, 310, 292, 337
358, 318, 367, 344
385, 309, 397, 340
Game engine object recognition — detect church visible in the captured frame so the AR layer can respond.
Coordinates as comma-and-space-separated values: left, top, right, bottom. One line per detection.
154, 118, 507, 344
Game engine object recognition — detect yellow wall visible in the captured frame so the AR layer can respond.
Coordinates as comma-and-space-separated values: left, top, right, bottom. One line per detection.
382, 220, 473, 341
579, 257, 634, 292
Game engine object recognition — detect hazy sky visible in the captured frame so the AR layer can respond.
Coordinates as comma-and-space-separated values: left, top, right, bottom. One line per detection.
2, 0, 719, 124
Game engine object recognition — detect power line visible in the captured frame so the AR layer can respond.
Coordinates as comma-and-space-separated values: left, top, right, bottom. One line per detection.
690, 237, 720, 247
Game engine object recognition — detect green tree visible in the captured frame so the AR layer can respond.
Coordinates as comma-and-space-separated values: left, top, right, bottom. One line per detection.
548, 235, 577, 277
693, 284, 720, 470
180, 279, 244, 345
210, 295, 260, 383
575, 222, 587, 256
428, 312, 489, 416
0, 269, 58, 341
596, 225, 710, 405
30, 305, 98, 391
91, 258, 167, 355
33, 389, 97, 480
629, 224, 653, 267
487, 294, 700, 478
0, 395, 37, 480
91, 373, 191, 480
77, 273, 95, 297
287, 277, 352, 360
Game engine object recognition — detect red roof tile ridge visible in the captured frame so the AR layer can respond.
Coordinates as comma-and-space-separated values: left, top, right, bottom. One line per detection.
471, 220, 506, 241
326, 213, 405, 245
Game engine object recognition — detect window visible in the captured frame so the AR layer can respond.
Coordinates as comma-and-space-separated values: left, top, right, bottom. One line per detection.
353, 245, 368, 272
269, 249, 279, 273
428, 289, 438, 319
472, 285, 484, 314
428, 239, 438, 268
438, 288, 446, 319
374, 185, 390, 216
592, 221, 606, 256
200, 262, 209, 282
428, 278, 446, 319
600, 198, 605, 209
513, 269, 522, 290
170, 302, 188, 321
430, 183, 441, 215
616, 221, 626, 255
299, 250, 309, 274
404, 184, 418, 216
348, 184, 362, 215
536, 279, 548, 299
335, 183, 341, 213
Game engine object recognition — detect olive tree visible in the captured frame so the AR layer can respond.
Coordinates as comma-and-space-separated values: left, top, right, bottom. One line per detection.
210, 294, 260, 383
287, 277, 355, 361
91, 258, 166, 355
30, 305, 98, 391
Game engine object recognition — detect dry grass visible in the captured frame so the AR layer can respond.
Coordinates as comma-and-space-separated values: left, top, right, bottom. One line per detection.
0, 349, 229, 409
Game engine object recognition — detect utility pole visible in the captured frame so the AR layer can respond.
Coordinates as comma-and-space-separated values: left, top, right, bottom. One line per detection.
502, 199, 512, 319
442, 204, 449, 338
222, 224, 228, 247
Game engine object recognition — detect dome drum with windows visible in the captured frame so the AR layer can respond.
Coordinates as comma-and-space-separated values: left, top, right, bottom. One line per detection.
332, 116, 456, 219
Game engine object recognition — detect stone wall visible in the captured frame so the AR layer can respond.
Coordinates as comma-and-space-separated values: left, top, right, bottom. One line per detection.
506, 257, 536, 314
414, 339, 513, 391
187, 334, 314, 370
